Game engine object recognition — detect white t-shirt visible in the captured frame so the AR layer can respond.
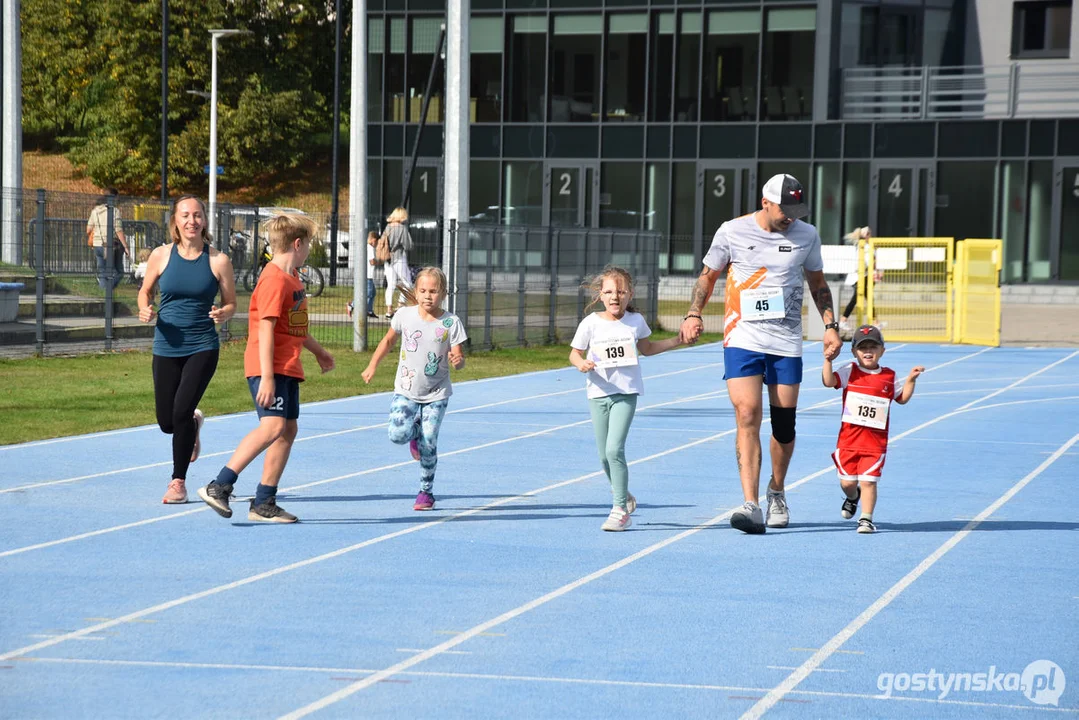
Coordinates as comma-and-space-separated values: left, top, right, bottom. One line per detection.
703, 213, 824, 358
390, 306, 468, 402
570, 311, 652, 399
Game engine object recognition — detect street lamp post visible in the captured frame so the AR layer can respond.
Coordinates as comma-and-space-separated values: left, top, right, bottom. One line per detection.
207, 29, 250, 240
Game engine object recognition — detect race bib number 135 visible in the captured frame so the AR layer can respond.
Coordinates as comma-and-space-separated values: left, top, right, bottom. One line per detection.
842, 390, 890, 430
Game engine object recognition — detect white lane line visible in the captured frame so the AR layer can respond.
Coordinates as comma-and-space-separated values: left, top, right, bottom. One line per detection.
0, 422, 743, 662
395, 648, 471, 655
0, 347, 1003, 559
19, 657, 1079, 713
767, 666, 846, 673
741, 430, 1079, 720
0, 388, 730, 559
18, 656, 1079, 713
0, 362, 728, 494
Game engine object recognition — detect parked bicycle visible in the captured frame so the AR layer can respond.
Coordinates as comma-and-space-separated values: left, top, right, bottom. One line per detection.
241, 240, 325, 297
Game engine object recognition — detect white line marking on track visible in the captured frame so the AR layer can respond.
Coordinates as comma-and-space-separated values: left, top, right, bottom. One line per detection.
396, 648, 471, 655
0, 420, 742, 662
767, 666, 846, 673
19, 657, 1079, 713
0, 348, 999, 558
0, 362, 728, 493
741, 429, 1079, 720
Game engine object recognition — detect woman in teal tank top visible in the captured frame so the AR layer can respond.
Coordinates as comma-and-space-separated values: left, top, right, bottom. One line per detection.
137, 196, 237, 505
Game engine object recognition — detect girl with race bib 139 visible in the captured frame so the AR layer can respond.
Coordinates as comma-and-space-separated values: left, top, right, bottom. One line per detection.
569, 267, 684, 532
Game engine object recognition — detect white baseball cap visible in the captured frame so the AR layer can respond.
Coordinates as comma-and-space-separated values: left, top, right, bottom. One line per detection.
762, 173, 809, 219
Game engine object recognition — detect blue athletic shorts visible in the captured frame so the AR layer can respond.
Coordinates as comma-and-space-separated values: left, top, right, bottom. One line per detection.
247, 374, 301, 420
723, 346, 803, 385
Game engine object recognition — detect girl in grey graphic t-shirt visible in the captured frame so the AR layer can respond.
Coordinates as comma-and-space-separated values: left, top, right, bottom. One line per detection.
362, 267, 468, 512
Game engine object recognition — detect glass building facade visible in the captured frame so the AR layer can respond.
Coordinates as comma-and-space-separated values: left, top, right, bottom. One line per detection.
364, 0, 1079, 283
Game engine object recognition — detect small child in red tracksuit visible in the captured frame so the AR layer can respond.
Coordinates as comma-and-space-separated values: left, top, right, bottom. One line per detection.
822, 325, 924, 534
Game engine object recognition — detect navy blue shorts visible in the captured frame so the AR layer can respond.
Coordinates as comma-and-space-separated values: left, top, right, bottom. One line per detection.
723, 346, 803, 385
247, 374, 301, 420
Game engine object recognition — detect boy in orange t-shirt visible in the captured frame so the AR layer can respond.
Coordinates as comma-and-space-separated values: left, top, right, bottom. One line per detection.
198, 214, 334, 523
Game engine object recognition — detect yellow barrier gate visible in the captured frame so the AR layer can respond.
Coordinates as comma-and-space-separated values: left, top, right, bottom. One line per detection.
954, 239, 1003, 346
860, 237, 955, 343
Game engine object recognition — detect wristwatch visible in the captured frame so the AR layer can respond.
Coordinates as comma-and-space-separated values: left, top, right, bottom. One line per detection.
824, 321, 840, 332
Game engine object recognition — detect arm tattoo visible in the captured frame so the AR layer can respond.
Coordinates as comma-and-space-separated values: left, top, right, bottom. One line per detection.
689, 268, 713, 313
812, 284, 835, 325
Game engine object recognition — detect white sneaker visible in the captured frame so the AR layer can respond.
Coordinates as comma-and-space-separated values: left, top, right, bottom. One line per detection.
730, 501, 766, 534
190, 409, 205, 463
601, 506, 632, 532
766, 489, 789, 528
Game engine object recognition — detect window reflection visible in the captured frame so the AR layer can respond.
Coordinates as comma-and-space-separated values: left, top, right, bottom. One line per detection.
407, 17, 445, 123
605, 14, 647, 122
369, 19, 384, 122
702, 10, 760, 122
550, 15, 602, 123
471, 17, 503, 122
385, 18, 405, 122
600, 163, 643, 229
649, 13, 674, 122
508, 16, 547, 122
761, 8, 814, 121
675, 13, 701, 122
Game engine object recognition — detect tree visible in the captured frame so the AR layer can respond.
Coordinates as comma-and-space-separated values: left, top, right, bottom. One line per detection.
22, 0, 343, 194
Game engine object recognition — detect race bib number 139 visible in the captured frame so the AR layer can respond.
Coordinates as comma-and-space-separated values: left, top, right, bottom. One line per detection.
591, 337, 638, 368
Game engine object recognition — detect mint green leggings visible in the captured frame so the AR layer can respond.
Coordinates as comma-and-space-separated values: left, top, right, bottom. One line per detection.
588, 393, 638, 509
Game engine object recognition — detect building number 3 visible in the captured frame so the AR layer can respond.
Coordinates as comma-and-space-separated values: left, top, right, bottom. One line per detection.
712, 173, 726, 198
1073, 172, 1079, 198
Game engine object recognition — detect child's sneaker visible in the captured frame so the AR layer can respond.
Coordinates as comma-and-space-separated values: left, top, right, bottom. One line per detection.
409, 438, 421, 461
857, 518, 876, 534
841, 488, 861, 519
766, 489, 789, 528
198, 482, 234, 518
730, 501, 766, 534
626, 493, 637, 515
190, 409, 205, 463
413, 491, 436, 511
601, 506, 631, 532
248, 498, 298, 523
162, 478, 187, 504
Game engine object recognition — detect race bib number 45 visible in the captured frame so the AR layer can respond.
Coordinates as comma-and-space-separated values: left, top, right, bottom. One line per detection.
740, 287, 785, 321
591, 336, 638, 368
842, 390, 890, 430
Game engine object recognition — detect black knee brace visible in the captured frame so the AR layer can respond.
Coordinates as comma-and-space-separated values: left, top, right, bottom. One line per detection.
770, 405, 796, 444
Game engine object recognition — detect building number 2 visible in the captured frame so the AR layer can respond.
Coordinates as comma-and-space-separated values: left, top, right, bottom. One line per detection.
712, 174, 727, 198
888, 174, 903, 198
559, 173, 572, 196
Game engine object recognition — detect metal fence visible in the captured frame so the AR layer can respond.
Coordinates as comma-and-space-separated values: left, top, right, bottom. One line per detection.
842, 63, 1079, 120
0, 188, 665, 358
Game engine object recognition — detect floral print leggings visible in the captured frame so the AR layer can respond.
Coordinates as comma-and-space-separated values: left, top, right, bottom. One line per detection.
388, 394, 449, 492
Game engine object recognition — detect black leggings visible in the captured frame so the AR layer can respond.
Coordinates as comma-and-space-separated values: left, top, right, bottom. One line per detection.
152, 349, 219, 480
843, 287, 859, 319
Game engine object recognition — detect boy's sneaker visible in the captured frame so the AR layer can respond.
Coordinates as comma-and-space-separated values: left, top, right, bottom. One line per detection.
409, 438, 422, 461
384, 312, 394, 320
601, 506, 631, 532
841, 488, 861, 519
730, 501, 766, 534
766, 489, 789, 528
198, 483, 234, 518
413, 491, 436, 511
248, 498, 298, 523
190, 409, 205, 463
162, 478, 187, 504
857, 518, 876, 534
626, 493, 637, 515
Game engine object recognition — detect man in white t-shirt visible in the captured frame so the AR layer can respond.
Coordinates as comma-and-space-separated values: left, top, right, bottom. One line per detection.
680, 173, 843, 534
